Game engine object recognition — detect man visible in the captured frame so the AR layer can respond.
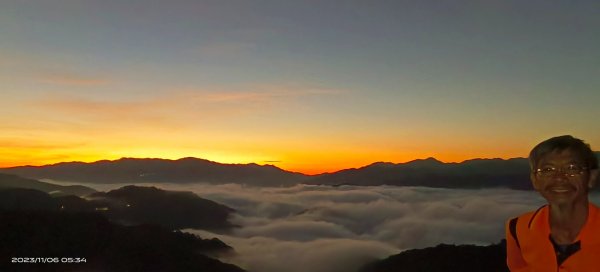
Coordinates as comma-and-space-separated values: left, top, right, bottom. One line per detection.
506, 135, 600, 271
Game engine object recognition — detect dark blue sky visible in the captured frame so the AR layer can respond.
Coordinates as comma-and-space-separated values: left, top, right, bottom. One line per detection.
1, 0, 599, 173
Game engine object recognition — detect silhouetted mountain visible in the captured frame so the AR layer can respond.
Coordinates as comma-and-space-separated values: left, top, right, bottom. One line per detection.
311, 152, 600, 189
0, 173, 95, 196
3, 153, 598, 189
0, 186, 236, 231
0, 188, 60, 211
308, 158, 533, 190
0, 187, 100, 213
0, 157, 306, 186
89, 185, 236, 230
0, 210, 245, 272
359, 241, 507, 272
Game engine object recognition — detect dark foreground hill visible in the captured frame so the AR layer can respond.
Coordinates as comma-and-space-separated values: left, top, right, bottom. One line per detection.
89, 185, 236, 230
360, 241, 507, 272
0, 186, 236, 231
0, 173, 95, 196
0, 210, 245, 272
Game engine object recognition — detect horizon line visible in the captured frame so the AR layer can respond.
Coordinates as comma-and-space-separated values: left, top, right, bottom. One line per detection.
0, 155, 533, 176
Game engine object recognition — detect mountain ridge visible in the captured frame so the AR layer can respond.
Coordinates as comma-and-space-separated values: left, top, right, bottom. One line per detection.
0, 157, 306, 186
0, 210, 245, 272
2, 152, 598, 189
0, 173, 96, 196
359, 241, 507, 272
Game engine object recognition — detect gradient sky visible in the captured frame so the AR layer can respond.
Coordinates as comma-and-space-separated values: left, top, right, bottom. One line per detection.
1, 1, 599, 174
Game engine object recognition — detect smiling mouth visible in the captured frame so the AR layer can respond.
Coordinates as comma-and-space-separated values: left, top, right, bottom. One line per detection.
548, 187, 573, 193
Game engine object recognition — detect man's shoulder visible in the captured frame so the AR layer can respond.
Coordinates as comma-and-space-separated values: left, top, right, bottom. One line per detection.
508, 205, 548, 224
587, 203, 600, 222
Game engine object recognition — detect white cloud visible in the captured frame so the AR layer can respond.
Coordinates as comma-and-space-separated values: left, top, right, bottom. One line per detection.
184, 233, 397, 272
48, 181, 561, 272
177, 184, 551, 272
233, 219, 356, 241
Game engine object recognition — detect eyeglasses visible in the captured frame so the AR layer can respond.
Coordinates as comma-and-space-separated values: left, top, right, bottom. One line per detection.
535, 164, 588, 177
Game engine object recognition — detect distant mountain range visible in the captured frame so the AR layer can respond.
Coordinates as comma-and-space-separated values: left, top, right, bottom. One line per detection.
308, 157, 532, 190
0, 157, 306, 186
2, 153, 598, 189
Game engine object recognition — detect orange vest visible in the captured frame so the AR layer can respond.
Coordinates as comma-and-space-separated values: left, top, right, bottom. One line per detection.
506, 203, 600, 272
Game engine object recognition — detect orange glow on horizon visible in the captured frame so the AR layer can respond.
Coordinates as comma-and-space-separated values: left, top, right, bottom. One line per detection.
0, 124, 533, 175
0, 151, 529, 175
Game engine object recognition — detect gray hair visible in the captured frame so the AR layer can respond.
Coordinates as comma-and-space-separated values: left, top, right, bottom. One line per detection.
529, 135, 598, 171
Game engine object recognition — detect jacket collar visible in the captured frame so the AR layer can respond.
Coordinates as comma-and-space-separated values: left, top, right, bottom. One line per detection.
529, 203, 600, 245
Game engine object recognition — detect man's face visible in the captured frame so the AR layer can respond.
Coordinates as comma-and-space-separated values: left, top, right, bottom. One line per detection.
531, 149, 598, 206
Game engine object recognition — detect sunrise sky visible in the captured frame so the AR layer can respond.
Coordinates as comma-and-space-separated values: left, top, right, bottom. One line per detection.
1, 1, 599, 174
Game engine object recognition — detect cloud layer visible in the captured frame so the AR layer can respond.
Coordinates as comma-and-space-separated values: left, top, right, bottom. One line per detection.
172, 184, 550, 272
49, 181, 599, 272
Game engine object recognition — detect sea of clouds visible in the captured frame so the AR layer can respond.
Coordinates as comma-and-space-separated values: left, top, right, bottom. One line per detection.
48, 180, 600, 272
182, 184, 545, 272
